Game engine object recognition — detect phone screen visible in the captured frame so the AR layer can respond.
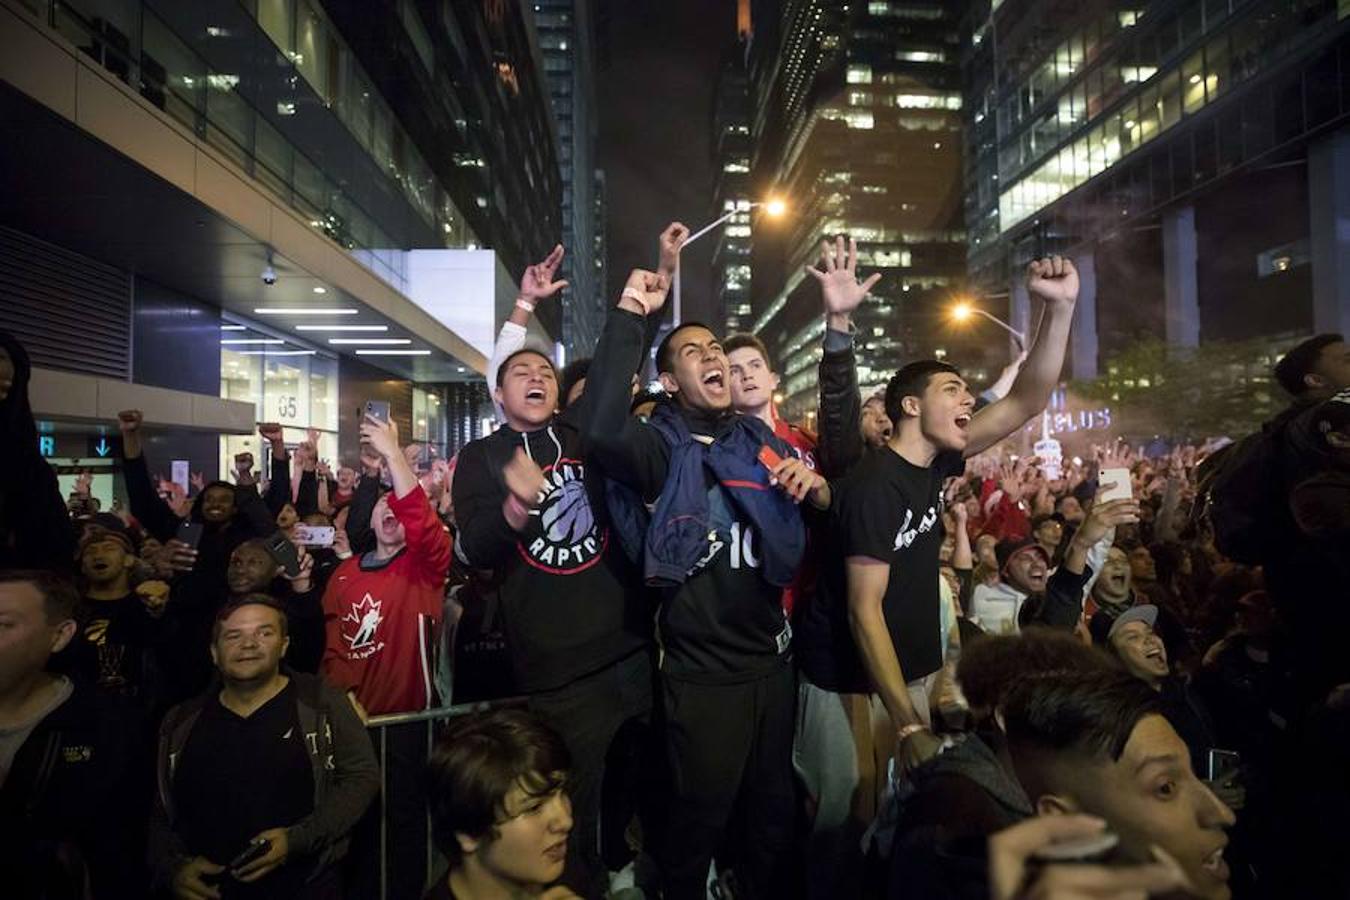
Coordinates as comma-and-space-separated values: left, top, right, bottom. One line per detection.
1207, 749, 1241, 783
294, 525, 335, 548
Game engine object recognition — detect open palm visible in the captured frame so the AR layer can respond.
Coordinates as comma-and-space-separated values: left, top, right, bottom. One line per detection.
806, 235, 881, 316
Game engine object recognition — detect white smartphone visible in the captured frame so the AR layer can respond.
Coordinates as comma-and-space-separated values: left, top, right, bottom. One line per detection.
293, 524, 335, 548
1098, 467, 1133, 502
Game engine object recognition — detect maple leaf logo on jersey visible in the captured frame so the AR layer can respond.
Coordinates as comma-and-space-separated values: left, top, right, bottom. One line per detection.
342, 593, 384, 651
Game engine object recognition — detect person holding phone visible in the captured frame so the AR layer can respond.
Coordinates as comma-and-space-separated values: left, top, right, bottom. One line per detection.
150, 597, 378, 899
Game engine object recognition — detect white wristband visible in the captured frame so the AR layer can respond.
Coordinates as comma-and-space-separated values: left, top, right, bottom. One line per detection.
515, 297, 535, 313
621, 287, 649, 315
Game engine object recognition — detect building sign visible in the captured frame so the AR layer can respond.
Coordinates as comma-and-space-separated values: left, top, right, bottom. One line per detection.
38, 436, 55, 457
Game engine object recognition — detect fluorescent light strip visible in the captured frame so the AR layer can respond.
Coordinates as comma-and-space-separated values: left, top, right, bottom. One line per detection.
237, 350, 317, 356
220, 324, 246, 331
254, 308, 358, 315
221, 339, 284, 345
328, 338, 411, 345
355, 349, 432, 356
295, 325, 388, 332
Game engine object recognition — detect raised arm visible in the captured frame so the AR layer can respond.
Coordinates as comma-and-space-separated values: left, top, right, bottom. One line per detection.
808, 236, 880, 478
117, 410, 180, 541
963, 258, 1079, 457
487, 244, 568, 413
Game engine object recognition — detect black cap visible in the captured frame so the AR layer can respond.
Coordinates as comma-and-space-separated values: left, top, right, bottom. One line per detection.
995, 537, 1050, 574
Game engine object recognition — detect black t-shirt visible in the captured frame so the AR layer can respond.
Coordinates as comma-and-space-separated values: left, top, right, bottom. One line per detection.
71, 593, 155, 698
797, 447, 965, 692
173, 681, 314, 897
659, 475, 793, 683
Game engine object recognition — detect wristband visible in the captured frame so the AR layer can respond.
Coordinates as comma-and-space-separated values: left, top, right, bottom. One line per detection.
515, 297, 536, 313
897, 723, 929, 744
504, 494, 531, 521
621, 286, 649, 315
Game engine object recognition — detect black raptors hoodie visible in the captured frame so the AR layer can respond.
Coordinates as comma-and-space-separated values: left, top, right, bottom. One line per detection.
452, 407, 650, 692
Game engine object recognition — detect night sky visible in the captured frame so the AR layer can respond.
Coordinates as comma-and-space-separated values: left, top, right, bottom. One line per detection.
597, 0, 739, 325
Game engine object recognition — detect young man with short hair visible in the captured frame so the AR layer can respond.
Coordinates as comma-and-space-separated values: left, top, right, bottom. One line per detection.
1003, 669, 1237, 900
725, 332, 818, 468
151, 597, 378, 899
425, 708, 578, 900
792, 256, 1083, 898
453, 290, 655, 895
0, 569, 141, 896
582, 247, 829, 898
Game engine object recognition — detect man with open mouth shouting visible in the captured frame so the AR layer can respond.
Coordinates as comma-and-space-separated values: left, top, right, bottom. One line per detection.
581, 230, 830, 900
452, 242, 659, 899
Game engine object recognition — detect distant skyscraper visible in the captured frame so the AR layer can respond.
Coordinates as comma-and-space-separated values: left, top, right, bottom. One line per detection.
534, 0, 605, 355
748, 0, 990, 422
711, 35, 755, 334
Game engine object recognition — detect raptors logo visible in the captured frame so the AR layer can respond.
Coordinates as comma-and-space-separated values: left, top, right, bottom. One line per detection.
520, 458, 606, 574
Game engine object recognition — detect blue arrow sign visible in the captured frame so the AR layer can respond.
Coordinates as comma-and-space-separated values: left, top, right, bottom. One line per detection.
94, 438, 110, 457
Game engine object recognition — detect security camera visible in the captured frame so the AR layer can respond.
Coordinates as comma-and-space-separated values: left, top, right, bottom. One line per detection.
261, 264, 277, 285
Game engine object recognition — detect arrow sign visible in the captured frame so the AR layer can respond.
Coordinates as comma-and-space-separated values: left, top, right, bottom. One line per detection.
94, 438, 111, 457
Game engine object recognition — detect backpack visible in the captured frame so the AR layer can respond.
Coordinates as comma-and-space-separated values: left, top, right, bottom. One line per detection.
1195, 417, 1292, 565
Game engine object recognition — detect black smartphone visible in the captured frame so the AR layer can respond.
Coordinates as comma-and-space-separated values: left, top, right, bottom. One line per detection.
363, 400, 391, 425
263, 530, 301, 578
228, 837, 271, 872
177, 520, 205, 550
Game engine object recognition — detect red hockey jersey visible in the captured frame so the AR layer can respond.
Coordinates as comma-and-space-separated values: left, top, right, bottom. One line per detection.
321, 486, 452, 715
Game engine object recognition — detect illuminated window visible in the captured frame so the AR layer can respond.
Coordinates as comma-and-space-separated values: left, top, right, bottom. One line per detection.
849, 91, 873, 106
846, 111, 874, 129
896, 50, 944, 63
847, 65, 873, 84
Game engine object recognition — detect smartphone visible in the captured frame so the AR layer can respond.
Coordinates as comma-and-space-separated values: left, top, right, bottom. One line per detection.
1098, 467, 1133, 503
294, 524, 335, 548
363, 400, 391, 425
1207, 748, 1241, 783
758, 445, 785, 471
263, 530, 302, 577
228, 837, 271, 872
1031, 829, 1120, 864
177, 520, 205, 550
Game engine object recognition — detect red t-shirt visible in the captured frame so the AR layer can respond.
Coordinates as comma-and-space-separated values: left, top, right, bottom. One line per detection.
321, 486, 452, 715
774, 416, 818, 616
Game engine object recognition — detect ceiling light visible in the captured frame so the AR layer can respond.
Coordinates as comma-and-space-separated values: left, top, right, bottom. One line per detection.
221, 339, 284, 345
328, 338, 412, 345
221, 324, 246, 331
238, 350, 317, 356
312, 286, 327, 294
354, 349, 432, 356
295, 325, 388, 332
254, 308, 358, 315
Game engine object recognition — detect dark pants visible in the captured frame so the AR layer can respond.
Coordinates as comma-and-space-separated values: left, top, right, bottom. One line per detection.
347, 720, 430, 900
661, 663, 796, 900
529, 649, 656, 899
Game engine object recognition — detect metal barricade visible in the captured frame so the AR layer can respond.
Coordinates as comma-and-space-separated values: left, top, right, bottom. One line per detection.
365, 697, 527, 900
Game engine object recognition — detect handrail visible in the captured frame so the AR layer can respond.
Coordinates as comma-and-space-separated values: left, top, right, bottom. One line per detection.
364, 696, 528, 729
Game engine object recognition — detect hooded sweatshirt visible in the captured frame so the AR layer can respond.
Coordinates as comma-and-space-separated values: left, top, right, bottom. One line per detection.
452, 407, 649, 693
0, 330, 75, 572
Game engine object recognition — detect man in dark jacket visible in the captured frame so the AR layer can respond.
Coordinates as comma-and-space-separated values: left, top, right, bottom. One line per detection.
149, 596, 377, 899
1, 569, 142, 899
583, 251, 827, 899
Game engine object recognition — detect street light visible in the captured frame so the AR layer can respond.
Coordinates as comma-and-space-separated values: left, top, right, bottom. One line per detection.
950, 300, 1026, 352
673, 198, 787, 327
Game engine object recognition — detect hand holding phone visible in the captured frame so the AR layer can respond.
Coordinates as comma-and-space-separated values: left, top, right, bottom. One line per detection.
1097, 467, 1132, 503
228, 837, 271, 872
363, 400, 391, 425
177, 520, 205, 551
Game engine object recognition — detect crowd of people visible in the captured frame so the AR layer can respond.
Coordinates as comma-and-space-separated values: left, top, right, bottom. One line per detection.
1, 224, 1347, 900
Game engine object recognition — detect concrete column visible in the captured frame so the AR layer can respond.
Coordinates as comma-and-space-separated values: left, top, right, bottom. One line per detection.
1309, 126, 1350, 337
1162, 206, 1201, 350
1009, 273, 1031, 360
1071, 250, 1099, 379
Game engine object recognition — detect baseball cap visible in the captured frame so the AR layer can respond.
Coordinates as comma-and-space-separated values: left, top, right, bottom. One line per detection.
1089, 604, 1158, 646
995, 538, 1051, 575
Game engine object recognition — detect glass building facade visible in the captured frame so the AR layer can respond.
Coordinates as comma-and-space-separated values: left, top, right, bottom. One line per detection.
747, 0, 994, 420
963, 0, 1350, 383
712, 37, 756, 335
534, 0, 605, 355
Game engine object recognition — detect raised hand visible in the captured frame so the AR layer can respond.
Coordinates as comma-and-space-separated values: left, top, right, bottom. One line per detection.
658, 222, 690, 278
359, 414, 401, 463
116, 410, 143, 434
805, 235, 882, 324
189, 471, 205, 493
1026, 255, 1079, 309
74, 469, 93, 496
518, 244, 568, 304
618, 268, 672, 317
